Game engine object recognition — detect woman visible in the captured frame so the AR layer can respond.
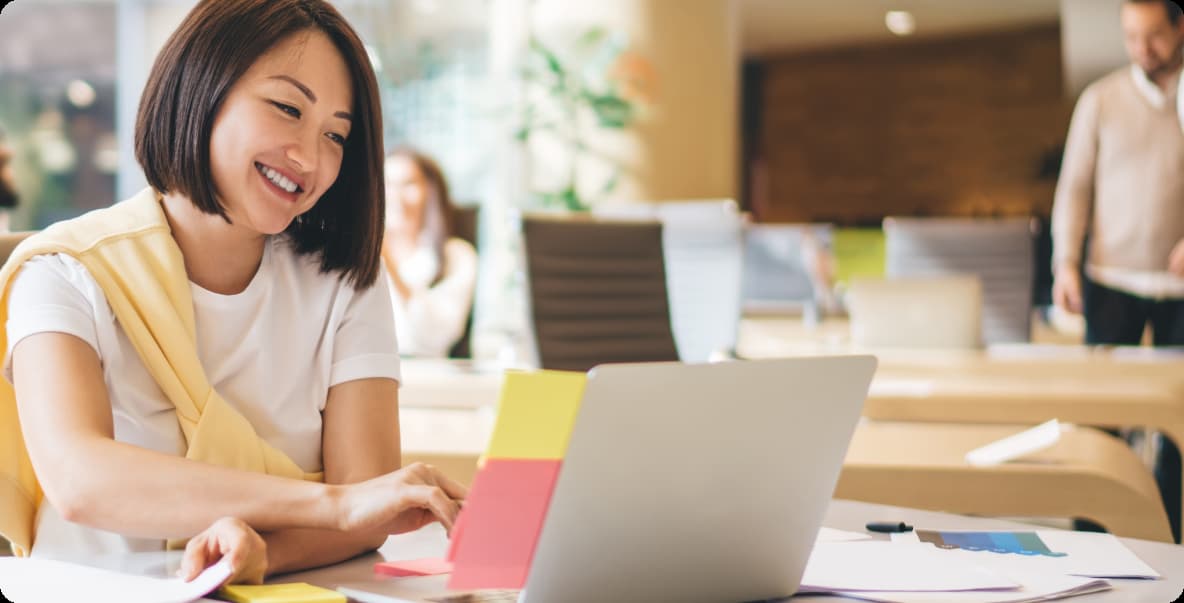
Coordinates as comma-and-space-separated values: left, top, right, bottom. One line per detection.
382, 148, 477, 358
0, 0, 464, 586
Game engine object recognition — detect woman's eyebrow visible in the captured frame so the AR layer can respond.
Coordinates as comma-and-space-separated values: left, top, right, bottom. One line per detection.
268, 74, 352, 122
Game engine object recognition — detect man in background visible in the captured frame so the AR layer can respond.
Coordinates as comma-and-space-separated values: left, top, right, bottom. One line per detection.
1052, 0, 1184, 541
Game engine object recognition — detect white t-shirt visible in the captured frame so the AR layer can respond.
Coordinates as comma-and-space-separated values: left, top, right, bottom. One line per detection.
387, 237, 477, 358
3, 235, 401, 558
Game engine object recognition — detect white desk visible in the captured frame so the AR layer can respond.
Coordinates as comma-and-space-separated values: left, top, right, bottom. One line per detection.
83, 500, 1184, 602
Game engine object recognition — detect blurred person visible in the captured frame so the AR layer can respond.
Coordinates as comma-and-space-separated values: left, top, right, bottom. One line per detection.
382, 148, 477, 358
1051, 0, 1184, 540
0, 0, 465, 584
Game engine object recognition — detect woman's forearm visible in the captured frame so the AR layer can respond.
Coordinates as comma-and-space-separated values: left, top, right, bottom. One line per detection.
53, 435, 342, 539
264, 526, 386, 576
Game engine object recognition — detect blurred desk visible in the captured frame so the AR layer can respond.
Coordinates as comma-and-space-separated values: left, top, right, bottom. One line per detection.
739, 316, 1184, 527
398, 358, 504, 409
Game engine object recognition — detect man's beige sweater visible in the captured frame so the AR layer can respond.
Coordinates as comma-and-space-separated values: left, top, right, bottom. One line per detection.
1052, 66, 1184, 284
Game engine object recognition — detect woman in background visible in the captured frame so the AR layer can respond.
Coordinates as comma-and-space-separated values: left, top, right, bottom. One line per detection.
382, 148, 477, 358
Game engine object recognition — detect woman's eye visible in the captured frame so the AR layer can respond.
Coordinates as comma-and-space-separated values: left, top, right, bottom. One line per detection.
271, 101, 301, 118
326, 132, 347, 146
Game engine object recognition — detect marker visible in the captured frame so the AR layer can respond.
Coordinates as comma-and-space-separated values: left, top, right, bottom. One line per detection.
866, 521, 913, 533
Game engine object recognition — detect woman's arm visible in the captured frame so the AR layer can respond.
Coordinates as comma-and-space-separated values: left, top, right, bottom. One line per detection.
261, 377, 406, 576
13, 332, 342, 537
12, 333, 463, 541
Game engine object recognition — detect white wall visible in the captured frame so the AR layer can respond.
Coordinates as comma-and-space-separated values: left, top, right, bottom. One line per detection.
1060, 0, 1127, 98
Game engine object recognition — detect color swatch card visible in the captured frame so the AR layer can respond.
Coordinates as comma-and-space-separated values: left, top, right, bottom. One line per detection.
217, 582, 346, 603
445, 370, 587, 590
375, 557, 454, 578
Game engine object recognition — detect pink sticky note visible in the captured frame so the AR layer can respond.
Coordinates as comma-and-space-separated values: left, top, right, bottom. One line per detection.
375, 557, 454, 578
446, 458, 562, 590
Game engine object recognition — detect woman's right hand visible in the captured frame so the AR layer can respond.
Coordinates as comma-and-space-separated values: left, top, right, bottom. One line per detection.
337, 462, 468, 535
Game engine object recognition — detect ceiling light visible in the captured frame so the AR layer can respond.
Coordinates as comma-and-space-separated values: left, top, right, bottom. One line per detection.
885, 10, 916, 36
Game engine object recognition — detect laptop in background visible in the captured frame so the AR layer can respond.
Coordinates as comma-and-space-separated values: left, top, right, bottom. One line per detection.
338, 356, 877, 603
847, 276, 982, 349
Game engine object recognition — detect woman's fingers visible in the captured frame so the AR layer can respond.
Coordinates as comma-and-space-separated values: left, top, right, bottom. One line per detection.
180, 536, 212, 581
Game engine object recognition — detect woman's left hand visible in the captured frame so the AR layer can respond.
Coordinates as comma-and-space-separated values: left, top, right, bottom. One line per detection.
180, 517, 268, 585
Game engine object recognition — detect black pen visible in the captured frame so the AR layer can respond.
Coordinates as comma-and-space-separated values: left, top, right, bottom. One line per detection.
866, 521, 913, 533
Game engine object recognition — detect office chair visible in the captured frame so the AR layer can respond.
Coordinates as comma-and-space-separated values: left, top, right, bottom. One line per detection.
595, 200, 744, 363
521, 215, 680, 372
884, 217, 1036, 345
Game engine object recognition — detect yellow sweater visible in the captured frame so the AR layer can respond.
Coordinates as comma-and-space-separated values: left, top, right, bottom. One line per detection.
0, 188, 319, 556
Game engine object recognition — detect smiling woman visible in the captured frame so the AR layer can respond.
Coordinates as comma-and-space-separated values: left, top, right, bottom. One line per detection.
0, 0, 465, 589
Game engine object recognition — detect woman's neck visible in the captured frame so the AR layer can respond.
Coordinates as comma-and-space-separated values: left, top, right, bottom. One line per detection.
161, 193, 268, 295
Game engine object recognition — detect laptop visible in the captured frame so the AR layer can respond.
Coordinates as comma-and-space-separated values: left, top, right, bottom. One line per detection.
337, 356, 877, 603
846, 276, 983, 349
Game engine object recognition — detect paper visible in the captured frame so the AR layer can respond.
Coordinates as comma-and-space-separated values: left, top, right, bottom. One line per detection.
892, 530, 1160, 579
446, 459, 563, 590
800, 542, 1020, 592
376, 558, 454, 578
218, 583, 346, 603
964, 420, 1065, 467
0, 557, 231, 603
868, 378, 935, 397
483, 371, 586, 459
823, 570, 1110, 603
817, 527, 872, 543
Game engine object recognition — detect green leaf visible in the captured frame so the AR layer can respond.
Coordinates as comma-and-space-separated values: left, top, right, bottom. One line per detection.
585, 94, 634, 128
530, 37, 565, 77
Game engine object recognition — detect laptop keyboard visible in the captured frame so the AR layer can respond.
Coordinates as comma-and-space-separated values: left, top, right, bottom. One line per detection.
426, 590, 521, 603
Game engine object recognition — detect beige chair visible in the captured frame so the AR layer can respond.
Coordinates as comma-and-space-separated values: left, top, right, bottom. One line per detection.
522, 215, 680, 372
837, 421, 1174, 542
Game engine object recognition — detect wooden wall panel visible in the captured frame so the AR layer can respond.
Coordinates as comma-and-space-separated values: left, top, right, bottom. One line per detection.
753, 24, 1073, 225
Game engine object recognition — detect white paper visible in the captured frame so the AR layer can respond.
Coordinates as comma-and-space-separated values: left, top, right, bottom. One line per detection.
891, 530, 1160, 579
817, 527, 872, 543
823, 570, 1110, 603
868, 378, 935, 397
0, 557, 231, 603
800, 542, 1020, 592
964, 420, 1064, 467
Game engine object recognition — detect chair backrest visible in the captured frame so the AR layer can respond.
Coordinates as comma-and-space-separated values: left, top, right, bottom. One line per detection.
448, 205, 479, 359
741, 223, 833, 314
594, 200, 744, 362
0, 232, 34, 266
847, 276, 983, 349
522, 215, 680, 372
884, 217, 1036, 344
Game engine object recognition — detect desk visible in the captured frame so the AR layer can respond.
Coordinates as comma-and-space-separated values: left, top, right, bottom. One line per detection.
90, 501, 1180, 602
736, 317, 1184, 526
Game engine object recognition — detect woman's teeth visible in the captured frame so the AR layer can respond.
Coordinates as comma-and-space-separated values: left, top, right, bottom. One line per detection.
256, 163, 299, 194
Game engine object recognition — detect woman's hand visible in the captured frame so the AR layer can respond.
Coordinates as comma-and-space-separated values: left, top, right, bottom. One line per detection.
337, 462, 468, 536
180, 517, 268, 585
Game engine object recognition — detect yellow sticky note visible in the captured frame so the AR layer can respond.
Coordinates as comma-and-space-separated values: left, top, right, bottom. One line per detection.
217, 583, 346, 603
484, 370, 586, 460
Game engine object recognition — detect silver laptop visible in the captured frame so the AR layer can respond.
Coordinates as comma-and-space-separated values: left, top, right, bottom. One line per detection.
847, 276, 983, 349
338, 356, 877, 603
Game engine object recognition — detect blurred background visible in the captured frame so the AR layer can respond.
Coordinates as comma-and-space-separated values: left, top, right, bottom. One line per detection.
0, 0, 1135, 358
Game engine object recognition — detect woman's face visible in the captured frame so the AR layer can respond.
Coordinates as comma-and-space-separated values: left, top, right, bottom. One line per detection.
208, 29, 354, 235
384, 155, 431, 227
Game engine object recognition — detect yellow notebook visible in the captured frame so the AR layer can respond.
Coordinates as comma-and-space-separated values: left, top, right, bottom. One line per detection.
217, 583, 346, 603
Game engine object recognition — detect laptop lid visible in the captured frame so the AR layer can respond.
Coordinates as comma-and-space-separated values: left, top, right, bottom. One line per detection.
847, 276, 982, 349
522, 356, 875, 603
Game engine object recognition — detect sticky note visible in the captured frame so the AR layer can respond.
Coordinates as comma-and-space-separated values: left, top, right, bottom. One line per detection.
375, 557, 454, 577
483, 370, 585, 460
217, 582, 346, 603
447, 458, 562, 590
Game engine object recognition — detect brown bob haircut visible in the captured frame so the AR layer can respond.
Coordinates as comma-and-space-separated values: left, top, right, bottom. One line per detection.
135, 0, 385, 288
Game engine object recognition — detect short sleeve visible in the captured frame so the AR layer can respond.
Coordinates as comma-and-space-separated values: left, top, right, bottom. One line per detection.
4, 254, 103, 381
329, 276, 402, 387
